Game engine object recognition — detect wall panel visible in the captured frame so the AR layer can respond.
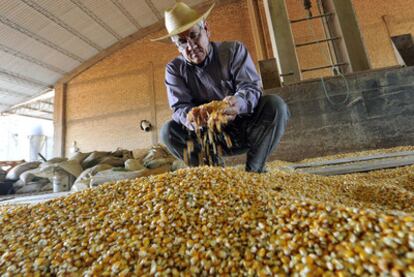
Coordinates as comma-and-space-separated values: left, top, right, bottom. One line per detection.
66, 63, 154, 151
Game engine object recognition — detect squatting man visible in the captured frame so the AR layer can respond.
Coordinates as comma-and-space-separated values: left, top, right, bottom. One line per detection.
152, 2, 290, 173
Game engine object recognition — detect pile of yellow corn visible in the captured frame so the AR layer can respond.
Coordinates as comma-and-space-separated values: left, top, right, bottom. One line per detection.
0, 163, 413, 275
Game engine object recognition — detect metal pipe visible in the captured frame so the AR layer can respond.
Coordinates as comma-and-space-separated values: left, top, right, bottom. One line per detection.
301, 62, 348, 73
0, 112, 52, 121
290, 12, 334, 24
10, 106, 52, 114
295, 37, 341, 48
316, 0, 337, 73
279, 72, 295, 77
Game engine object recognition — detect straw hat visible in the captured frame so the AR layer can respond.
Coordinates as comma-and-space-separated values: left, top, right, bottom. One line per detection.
151, 1, 215, 41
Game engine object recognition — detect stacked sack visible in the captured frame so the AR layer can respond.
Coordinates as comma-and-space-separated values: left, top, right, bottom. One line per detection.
3, 158, 81, 195
71, 144, 186, 192
0, 144, 186, 195
4, 161, 47, 194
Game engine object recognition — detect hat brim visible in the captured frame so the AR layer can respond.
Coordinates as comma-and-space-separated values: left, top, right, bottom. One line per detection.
150, 3, 215, 42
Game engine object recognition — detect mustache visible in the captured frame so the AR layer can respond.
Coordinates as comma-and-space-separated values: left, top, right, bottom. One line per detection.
190, 50, 202, 56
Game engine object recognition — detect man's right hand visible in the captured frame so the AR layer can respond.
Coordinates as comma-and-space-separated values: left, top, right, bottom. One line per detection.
223, 96, 242, 122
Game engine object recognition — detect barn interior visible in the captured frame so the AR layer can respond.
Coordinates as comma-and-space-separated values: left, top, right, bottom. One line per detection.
0, 0, 413, 275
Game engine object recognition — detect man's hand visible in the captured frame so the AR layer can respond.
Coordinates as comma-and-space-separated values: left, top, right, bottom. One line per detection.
187, 97, 241, 130
223, 96, 242, 122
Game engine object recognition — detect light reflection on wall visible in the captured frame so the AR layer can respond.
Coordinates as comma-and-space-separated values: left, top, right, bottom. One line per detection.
0, 115, 53, 161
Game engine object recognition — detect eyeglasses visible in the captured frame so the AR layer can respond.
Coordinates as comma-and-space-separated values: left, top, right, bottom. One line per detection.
174, 28, 203, 51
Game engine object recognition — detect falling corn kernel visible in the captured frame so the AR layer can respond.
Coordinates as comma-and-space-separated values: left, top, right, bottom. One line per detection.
185, 100, 232, 166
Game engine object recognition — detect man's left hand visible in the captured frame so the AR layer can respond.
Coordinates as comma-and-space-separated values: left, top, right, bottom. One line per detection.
223, 96, 242, 122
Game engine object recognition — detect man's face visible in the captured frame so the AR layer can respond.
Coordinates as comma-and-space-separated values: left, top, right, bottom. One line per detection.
174, 22, 210, 65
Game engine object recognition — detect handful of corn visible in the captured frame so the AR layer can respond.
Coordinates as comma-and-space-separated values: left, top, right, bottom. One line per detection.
185, 101, 232, 166
188, 100, 230, 132
0, 166, 413, 275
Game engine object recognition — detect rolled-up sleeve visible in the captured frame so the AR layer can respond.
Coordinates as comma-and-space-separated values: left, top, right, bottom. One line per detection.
230, 42, 262, 114
165, 63, 195, 130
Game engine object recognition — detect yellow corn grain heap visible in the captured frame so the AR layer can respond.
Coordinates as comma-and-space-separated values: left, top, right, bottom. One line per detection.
0, 165, 413, 275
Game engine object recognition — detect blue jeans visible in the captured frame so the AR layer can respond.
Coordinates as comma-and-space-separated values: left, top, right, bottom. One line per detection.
160, 95, 290, 172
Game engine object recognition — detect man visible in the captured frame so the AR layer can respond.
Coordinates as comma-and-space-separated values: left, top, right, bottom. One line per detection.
153, 2, 290, 173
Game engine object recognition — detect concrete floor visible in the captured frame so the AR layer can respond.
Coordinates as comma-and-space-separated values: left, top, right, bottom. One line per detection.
0, 191, 72, 205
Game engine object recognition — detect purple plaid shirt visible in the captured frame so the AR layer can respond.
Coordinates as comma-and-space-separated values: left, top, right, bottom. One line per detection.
165, 41, 262, 130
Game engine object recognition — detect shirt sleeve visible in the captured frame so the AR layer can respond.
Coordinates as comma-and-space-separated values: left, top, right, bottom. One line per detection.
230, 42, 263, 114
165, 62, 195, 130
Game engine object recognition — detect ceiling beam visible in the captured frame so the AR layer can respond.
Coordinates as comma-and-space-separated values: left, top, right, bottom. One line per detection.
56, 0, 239, 85
0, 111, 52, 121
10, 97, 53, 111
145, 0, 162, 20
110, 0, 142, 30
69, 0, 122, 40
0, 14, 84, 63
0, 89, 54, 121
39, 100, 53, 105
12, 106, 52, 114
0, 68, 50, 88
57, 21, 163, 84
21, 0, 103, 51
0, 87, 31, 98
0, 43, 66, 75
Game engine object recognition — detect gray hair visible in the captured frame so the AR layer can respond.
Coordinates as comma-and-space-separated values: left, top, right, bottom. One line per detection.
171, 20, 205, 43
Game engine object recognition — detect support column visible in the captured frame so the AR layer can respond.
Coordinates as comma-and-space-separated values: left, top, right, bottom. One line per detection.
149, 62, 158, 144
53, 82, 66, 157
247, 0, 268, 61
264, 0, 301, 84
322, 0, 371, 73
